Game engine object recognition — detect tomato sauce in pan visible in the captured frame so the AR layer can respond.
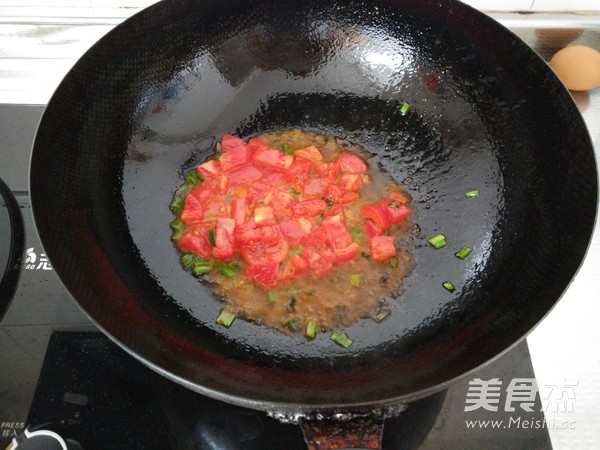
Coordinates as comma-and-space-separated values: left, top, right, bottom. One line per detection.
170, 129, 413, 335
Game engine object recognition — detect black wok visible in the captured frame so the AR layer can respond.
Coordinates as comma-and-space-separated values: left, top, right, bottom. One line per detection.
29, 0, 596, 440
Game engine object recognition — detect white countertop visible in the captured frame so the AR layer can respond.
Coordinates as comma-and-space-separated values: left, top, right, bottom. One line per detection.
1, 3, 598, 449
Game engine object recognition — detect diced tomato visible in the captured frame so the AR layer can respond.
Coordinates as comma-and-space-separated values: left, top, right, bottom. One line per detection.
254, 205, 276, 227
244, 261, 280, 288
239, 226, 288, 264
361, 203, 390, 230
370, 235, 396, 263
236, 226, 261, 244
297, 217, 312, 234
218, 174, 230, 194
302, 178, 328, 199
284, 157, 312, 190
279, 220, 307, 246
246, 182, 272, 208
380, 199, 411, 225
197, 159, 221, 177
338, 173, 362, 191
271, 190, 295, 220
259, 171, 285, 186
226, 164, 263, 187
293, 199, 326, 217
250, 138, 294, 170
313, 161, 340, 181
212, 218, 236, 260
323, 220, 352, 250
204, 198, 229, 219
230, 198, 247, 226
180, 192, 205, 222
338, 190, 360, 204
220, 136, 252, 172
304, 248, 333, 278
294, 145, 323, 162
177, 226, 212, 258
280, 254, 308, 281
365, 219, 383, 241
334, 242, 359, 262
304, 227, 336, 264
338, 153, 367, 174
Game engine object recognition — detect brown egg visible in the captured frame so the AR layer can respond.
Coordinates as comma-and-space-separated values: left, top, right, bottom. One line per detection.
550, 45, 600, 91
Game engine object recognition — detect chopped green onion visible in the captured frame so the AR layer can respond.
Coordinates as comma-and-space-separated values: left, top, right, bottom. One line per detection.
330, 332, 353, 348
193, 261, 213, 274
282, 144, 294, 155
170, 196, 185, 212
228, 262, 242, 273
442, 281, 456, 292
184, 170, 205, 185
350, 274, 361, 287
170, 219, 185, 231
374, 309, 391, 323
324, 199, 334, 207
267, 292, 278, 303
428, 234, 447, 249
400, 102, 410, 115
286, 287, 299, 296
217, 265, 235, 278
349, 225, 363, 239
465, 190, 480, 198
289, 247, 304, 256
388, 200, 401, 209
305, 289, 316, 296
216, 309, 236, 327
180, 253, 195, 270
286, 318, 301, 331
455, 246, 473, 260
389, 257, 399, 268
305, 319, 318, 339
289, 188, 301, 197
209, 228, 216, 246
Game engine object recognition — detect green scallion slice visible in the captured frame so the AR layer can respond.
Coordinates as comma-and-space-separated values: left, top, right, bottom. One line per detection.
455, 246, 473, 260
389, 257, 399, 268
216, 309, 236, 327
305, 289, 316, 296
289, 247, 303, 256
349, 225, 363, 239
374, 309, 391, 323
400, 102, 410, 115
465, 190, 480, 198
170, 219, 185, 231
184, 170, 204, 185
217, 265, 235, 278
267, 292, 278, 303
282, 144, 294, 155
388, 200, 401, 209
350, 274, 361, 287
170, 196, 185, 212
192, 261, 213, 275
180, 253, 195, 270
209, 228, 216, 246
289, 188, 301, 197
330, 332, 353, 349
428, 234, 447, 249
305, 319, 318, 339
442, 281, 456, 292
286, 318, 301, 331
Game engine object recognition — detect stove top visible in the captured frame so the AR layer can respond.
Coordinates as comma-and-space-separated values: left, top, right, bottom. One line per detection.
1, 10, 600, 450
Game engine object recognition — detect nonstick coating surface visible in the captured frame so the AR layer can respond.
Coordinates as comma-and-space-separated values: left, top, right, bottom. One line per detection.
30, 0, 597, 411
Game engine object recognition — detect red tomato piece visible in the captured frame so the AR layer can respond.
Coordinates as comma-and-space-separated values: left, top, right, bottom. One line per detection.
294, 145, 323, 162
259, 171, 285, 186
280, 254, 308, 281
212, 218, 236, 260
244, 261, 280, 288
197, 159, 221, 177
250, 138, 294, 170
365, 219, 383, 241
271, 190, 296, 220
334, 242, 359, 262
220, 136, 252, 172
203, 198, 229, 219
338, 173, 362, 191
236, 226, 261, 244
293, 199, 326, 217
337, 153, 367, 174
239, 226, 288, 264
177, 226, 212, 259
226, 164, 263, 187
254, 205, 276, 227
302, 178, 328, 199
246, 182, 272, 208
322, 220, 352, 250
370, 235, 396, 263
313, 161, 341, 181
297, 217, 312, 234
180, 192, 205, 222
338, 189, 360, 204
304, 248, 333, 278
284, 157, 312, 189
278, 219, 307, 246
218, 174, 230, 194
230, 198, 247, 226
361, 203, 390, 230
380, 199, 411, 225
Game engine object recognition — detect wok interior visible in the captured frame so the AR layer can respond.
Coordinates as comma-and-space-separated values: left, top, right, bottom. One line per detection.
30, 0, 597, 409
